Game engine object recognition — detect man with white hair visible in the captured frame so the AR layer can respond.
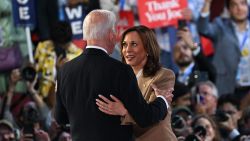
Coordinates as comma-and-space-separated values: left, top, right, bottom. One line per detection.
193, 81, 219, 115
55, 9, 170, 141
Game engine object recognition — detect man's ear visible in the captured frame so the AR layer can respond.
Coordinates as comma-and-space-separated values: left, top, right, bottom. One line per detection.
109, 31, 113, 40
109, 30, 116, 41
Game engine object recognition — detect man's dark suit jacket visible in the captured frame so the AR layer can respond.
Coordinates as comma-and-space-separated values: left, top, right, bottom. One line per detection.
55, 48, 167, 141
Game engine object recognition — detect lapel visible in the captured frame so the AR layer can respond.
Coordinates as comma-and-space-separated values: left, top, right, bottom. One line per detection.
137, 75, 155, 99
227, 20, 241, 54
137, 70, 166, 101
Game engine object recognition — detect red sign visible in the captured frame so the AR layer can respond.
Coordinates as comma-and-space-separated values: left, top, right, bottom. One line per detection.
200, 36, 214, 57
116, 11, 134, 39
138, 0, 187, 28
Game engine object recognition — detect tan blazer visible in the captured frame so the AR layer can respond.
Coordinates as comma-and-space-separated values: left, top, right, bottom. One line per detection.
122, 68, 177, 141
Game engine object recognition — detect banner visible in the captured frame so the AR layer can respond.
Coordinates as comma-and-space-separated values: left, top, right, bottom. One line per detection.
12, 0, 36, 27
63, 4, 87, 39
138, 0, 187, 28
116, 11, 134, 39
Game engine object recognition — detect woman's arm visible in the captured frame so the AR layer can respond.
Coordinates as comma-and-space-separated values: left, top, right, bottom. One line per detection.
96, 84, 174, 124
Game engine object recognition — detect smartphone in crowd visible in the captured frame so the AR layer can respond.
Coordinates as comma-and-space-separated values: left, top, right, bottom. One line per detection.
196, 94, 205, 104
178, 20, 187, 30
23, 124, 35, 140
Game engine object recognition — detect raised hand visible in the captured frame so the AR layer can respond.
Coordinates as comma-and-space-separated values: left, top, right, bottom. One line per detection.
218, 114, 236, 132
181, 8, 193, 21
26, 75, 38, 95
177, 28, 197, 50
34, 129, 51, 141
205, 0, 212, 3
202, 0, 213, 13
96, 95, 128, 116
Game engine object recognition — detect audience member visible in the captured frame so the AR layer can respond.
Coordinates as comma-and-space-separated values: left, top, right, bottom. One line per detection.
0, 69, 55, 141
0, 69, 20, 127
192, 114, 221, 141
173, 27, 216, 88
239, 106, 250, 135
192, 81, 219, 115
217, 94, 241, 140
198, 0, 250, 97
0, 120, 16, 141
172, 81, 192, 108
184, 0, 205, 43
172, 106, 193, 125
172, 106, 193, 140
34, 21, 82, 98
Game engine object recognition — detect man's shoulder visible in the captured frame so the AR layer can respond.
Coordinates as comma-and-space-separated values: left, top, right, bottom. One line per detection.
62, 54, 82, 68
58, 54, 83, 76
213, 17, 232, 27
157, 68, 175, 79
105, 56, 131, 70
61, 53, 131, 73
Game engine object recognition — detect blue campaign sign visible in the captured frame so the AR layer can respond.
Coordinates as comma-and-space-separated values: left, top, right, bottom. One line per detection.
12, 0, 36, 27
63, 4, 87, 39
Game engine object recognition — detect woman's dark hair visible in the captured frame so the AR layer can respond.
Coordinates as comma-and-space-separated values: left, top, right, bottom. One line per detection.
192, 114, 221, 141
217, 93, 240, 110
120, 25, 161, 77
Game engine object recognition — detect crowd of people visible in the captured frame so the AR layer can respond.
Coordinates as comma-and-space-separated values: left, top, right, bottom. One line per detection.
1, 0, 250, 141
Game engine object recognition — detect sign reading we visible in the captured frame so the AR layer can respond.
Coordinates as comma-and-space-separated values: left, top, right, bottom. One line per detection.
138, 0, 187, 28
64, 4, 86, 39
12, 0, 36, 27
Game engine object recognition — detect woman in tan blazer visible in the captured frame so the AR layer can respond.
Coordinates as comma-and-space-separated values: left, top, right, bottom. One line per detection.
96, 25, 177, 141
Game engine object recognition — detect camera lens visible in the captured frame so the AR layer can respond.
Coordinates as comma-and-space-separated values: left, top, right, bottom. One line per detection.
193, 125, 206, 138
184, 134, 200, 141
22, 66, 36, 82
215, 110, 229, 122
172, 115, 185, 129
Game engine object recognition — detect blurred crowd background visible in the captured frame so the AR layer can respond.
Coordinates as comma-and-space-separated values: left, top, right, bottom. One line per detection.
1, 0, 250, 141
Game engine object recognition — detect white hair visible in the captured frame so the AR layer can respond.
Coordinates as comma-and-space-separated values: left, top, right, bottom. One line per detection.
82, 9, 116, 40
197, 81, 219, 99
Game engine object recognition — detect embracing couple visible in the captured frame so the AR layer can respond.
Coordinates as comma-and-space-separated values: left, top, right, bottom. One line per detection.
55, 9, 180, 141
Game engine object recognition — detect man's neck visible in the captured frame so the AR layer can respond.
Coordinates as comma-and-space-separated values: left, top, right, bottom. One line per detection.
235, 20, 248, 32
87, 40, 110, 54
178, 62, 195, 74
179, 66, 187, 72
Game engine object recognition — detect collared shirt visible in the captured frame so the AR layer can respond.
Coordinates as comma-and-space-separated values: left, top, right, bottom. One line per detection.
86, 45, 108, 54
232, 20, 250, 49
178, 62, 195, 85
136, 69, 143, 79
232, 21, 250, 86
